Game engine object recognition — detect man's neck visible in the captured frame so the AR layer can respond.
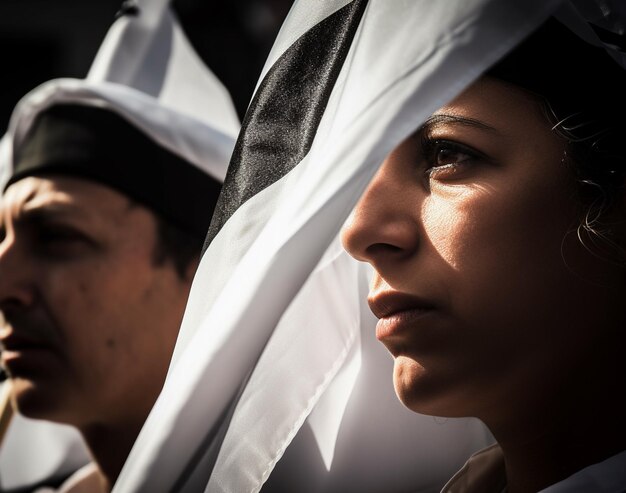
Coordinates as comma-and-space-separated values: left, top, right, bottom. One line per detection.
80, 419, 142, 492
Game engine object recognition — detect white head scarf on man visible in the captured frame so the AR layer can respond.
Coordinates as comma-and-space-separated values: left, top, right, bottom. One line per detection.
115, 0, 626, 492
0, 1, 239, 490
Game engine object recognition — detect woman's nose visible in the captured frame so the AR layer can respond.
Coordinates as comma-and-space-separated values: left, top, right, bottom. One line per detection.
341, 152, 421, 268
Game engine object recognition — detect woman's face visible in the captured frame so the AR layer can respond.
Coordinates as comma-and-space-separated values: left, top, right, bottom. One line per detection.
341, 77, 626, 420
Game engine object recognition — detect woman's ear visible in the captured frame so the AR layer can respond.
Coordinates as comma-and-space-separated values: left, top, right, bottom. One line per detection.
583, 190, 626, 268
612, 192, 626, 257
562, 183, 626, 280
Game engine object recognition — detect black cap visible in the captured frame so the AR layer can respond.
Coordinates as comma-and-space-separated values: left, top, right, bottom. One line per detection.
7, 104, 222, 239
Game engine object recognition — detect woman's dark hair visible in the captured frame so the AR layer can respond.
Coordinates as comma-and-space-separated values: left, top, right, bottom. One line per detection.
545, 98, 624, 246
488, 17, 626, 253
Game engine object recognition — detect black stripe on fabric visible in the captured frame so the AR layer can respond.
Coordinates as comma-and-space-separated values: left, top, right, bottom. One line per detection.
203, 0, 368, 252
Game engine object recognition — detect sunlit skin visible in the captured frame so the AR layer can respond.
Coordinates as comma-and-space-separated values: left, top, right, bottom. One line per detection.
0, 176, 197, 491
342, 77, 626, 492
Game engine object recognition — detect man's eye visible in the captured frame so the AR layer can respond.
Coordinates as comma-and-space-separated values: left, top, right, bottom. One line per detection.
34, 226, 93, 256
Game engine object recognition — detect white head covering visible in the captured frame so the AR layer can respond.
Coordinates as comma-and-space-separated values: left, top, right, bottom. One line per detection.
111, 0, 624, 492
0, 1, 239, 490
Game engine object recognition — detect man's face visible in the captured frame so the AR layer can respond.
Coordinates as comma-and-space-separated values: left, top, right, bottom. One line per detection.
0, 176, 193, 429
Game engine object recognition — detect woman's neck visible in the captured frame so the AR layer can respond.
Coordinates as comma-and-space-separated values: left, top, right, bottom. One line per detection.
484, 368, 626, 493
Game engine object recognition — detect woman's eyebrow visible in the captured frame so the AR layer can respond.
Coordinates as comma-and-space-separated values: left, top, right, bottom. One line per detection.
420, 114, 498, 133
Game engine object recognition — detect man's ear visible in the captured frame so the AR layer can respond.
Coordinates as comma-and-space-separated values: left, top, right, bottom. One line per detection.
183, 255, 200, 283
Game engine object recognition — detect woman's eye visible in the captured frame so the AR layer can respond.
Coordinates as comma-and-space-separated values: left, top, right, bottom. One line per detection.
421, 139, 481, 180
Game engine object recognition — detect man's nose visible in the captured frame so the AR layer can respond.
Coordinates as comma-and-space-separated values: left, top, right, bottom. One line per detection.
341, 154, 421, 269
0, 233, 35, 314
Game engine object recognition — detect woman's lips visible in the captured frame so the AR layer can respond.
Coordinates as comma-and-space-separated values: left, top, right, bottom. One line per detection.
368, 291, 437, 343
374, 307, 435, 341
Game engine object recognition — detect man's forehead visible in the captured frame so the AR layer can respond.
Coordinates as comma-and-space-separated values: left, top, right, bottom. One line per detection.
1, 176, 131, 222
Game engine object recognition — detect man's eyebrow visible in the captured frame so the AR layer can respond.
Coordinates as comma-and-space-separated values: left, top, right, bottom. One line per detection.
18, 204, 88, 224
420, 114, 498, 133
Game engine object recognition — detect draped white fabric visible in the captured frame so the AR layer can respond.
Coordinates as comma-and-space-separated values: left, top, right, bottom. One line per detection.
114, 1, 582, 492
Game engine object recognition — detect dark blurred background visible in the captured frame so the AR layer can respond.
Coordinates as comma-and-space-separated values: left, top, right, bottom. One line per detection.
0, 0, 294, 131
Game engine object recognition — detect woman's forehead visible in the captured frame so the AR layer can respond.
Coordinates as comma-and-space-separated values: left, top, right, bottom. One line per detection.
424, 77, 549, 142
436, 77, 542, 118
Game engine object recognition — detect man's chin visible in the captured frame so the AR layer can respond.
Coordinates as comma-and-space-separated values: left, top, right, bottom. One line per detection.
8, 377, 70, 423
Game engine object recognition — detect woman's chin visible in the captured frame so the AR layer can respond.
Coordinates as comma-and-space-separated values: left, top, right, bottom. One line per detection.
393, 356, 434, 412
392, 356, 468, 418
